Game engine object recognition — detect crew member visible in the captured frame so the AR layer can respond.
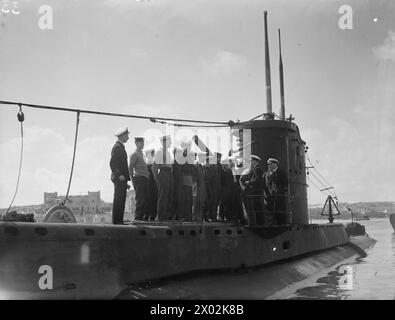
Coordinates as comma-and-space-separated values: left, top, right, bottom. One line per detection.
172, 148, 182, 220
219, 157, 234, 221
203, 155, 215, 221
145, 147, 157, 221
152, 135, 174, 221
214, 152, 222, 221
203, 154, 220, 221
175, 140, 195, 221
231, 155, 247, 224
129, 137, 150, 221
110, 127, 131, 225
192, 151, 206, 222
239, 155, 264, 226
263, 158, 287, 225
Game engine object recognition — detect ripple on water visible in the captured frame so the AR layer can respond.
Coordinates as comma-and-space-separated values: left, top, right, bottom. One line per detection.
286, 219, 395, 300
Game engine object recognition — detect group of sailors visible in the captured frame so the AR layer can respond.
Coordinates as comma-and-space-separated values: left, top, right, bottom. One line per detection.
110, 127, 287, 226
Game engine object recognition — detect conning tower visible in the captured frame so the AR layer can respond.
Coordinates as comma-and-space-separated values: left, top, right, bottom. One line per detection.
234, 11, 308, 225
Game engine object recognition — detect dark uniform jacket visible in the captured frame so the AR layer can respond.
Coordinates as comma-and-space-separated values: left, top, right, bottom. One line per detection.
221, 166, 235, 188
204, 164, 221, 202
110, 141, 131, 183
262, 169, 287, 196
241, 163, 263, 193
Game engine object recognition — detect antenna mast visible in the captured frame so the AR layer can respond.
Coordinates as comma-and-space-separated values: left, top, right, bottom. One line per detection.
264, 11, 272, 115
279, 29, 285, 120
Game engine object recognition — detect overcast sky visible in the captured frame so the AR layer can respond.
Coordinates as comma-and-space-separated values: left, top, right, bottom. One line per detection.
0, 0, 394, 207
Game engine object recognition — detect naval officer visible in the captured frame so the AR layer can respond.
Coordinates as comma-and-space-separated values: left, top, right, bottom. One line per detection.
240, 155, 264, 226
263, 158, 287, 225
110, 127, 131, 224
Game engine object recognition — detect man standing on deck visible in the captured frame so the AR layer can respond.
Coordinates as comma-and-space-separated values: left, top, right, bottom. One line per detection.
175, 140, 196, 222
192, 151, 206, 222
110, 127, 131, 225
145, 147, 157, 221
129, 137, 150, 221
152, 135, 174, 221
263, 158, 287, 225
219, 156, 235, 221
239, 155, 264, 226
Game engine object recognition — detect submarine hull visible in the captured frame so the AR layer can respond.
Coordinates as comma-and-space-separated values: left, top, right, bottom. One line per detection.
0, 221, 349, 299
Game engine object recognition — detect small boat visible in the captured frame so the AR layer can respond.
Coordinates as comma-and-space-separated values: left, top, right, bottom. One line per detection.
355, 216, 370, 221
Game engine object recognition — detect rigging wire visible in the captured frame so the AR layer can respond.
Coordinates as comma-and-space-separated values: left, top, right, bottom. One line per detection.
59, 111, 80, 206
248, 111, 287, 122
307, 175, 313, 224
307, 173, 332, 196
305, 152, 338, 199
249, 112, 265, 122
307, 169, 337, 198
149, 118, 231, 128
305, 151, 347, 219
306, 152, 337, 195
0, 100, 230, 126
6, 105, 24, 214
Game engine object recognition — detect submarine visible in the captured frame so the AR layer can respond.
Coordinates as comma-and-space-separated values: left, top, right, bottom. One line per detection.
0, 12, 374, 299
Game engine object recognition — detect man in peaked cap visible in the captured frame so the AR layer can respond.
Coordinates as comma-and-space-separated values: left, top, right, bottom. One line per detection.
239, 154, 264, 226
263, 157, 287, 225
110, 127, 131, 224
129, 137, 150, 221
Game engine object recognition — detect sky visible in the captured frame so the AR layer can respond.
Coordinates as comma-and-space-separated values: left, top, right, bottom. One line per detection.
0, 0, 394, 207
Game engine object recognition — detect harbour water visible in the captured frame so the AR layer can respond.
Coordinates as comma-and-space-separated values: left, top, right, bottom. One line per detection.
119, 218, 395, 300
284, 218, 395, 300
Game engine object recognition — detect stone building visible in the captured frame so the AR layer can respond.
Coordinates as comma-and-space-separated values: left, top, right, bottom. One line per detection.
43, 191, 108, 215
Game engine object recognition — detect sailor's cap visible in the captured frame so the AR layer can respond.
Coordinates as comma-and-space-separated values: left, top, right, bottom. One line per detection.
174, 147, 184, 154
115, 127, 129, 137
160, 135, 171, 142
144, 147, 155, 153
181, 140, 192, 148
267, 158, 279, 164
251, 155, 262, 161
220, 157, 230, 164
135, 137, 144, 142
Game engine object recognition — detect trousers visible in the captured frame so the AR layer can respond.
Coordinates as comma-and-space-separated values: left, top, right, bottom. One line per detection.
133, 175, 149, 220
157, 169, 174, 220
112, 180, 127, 224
